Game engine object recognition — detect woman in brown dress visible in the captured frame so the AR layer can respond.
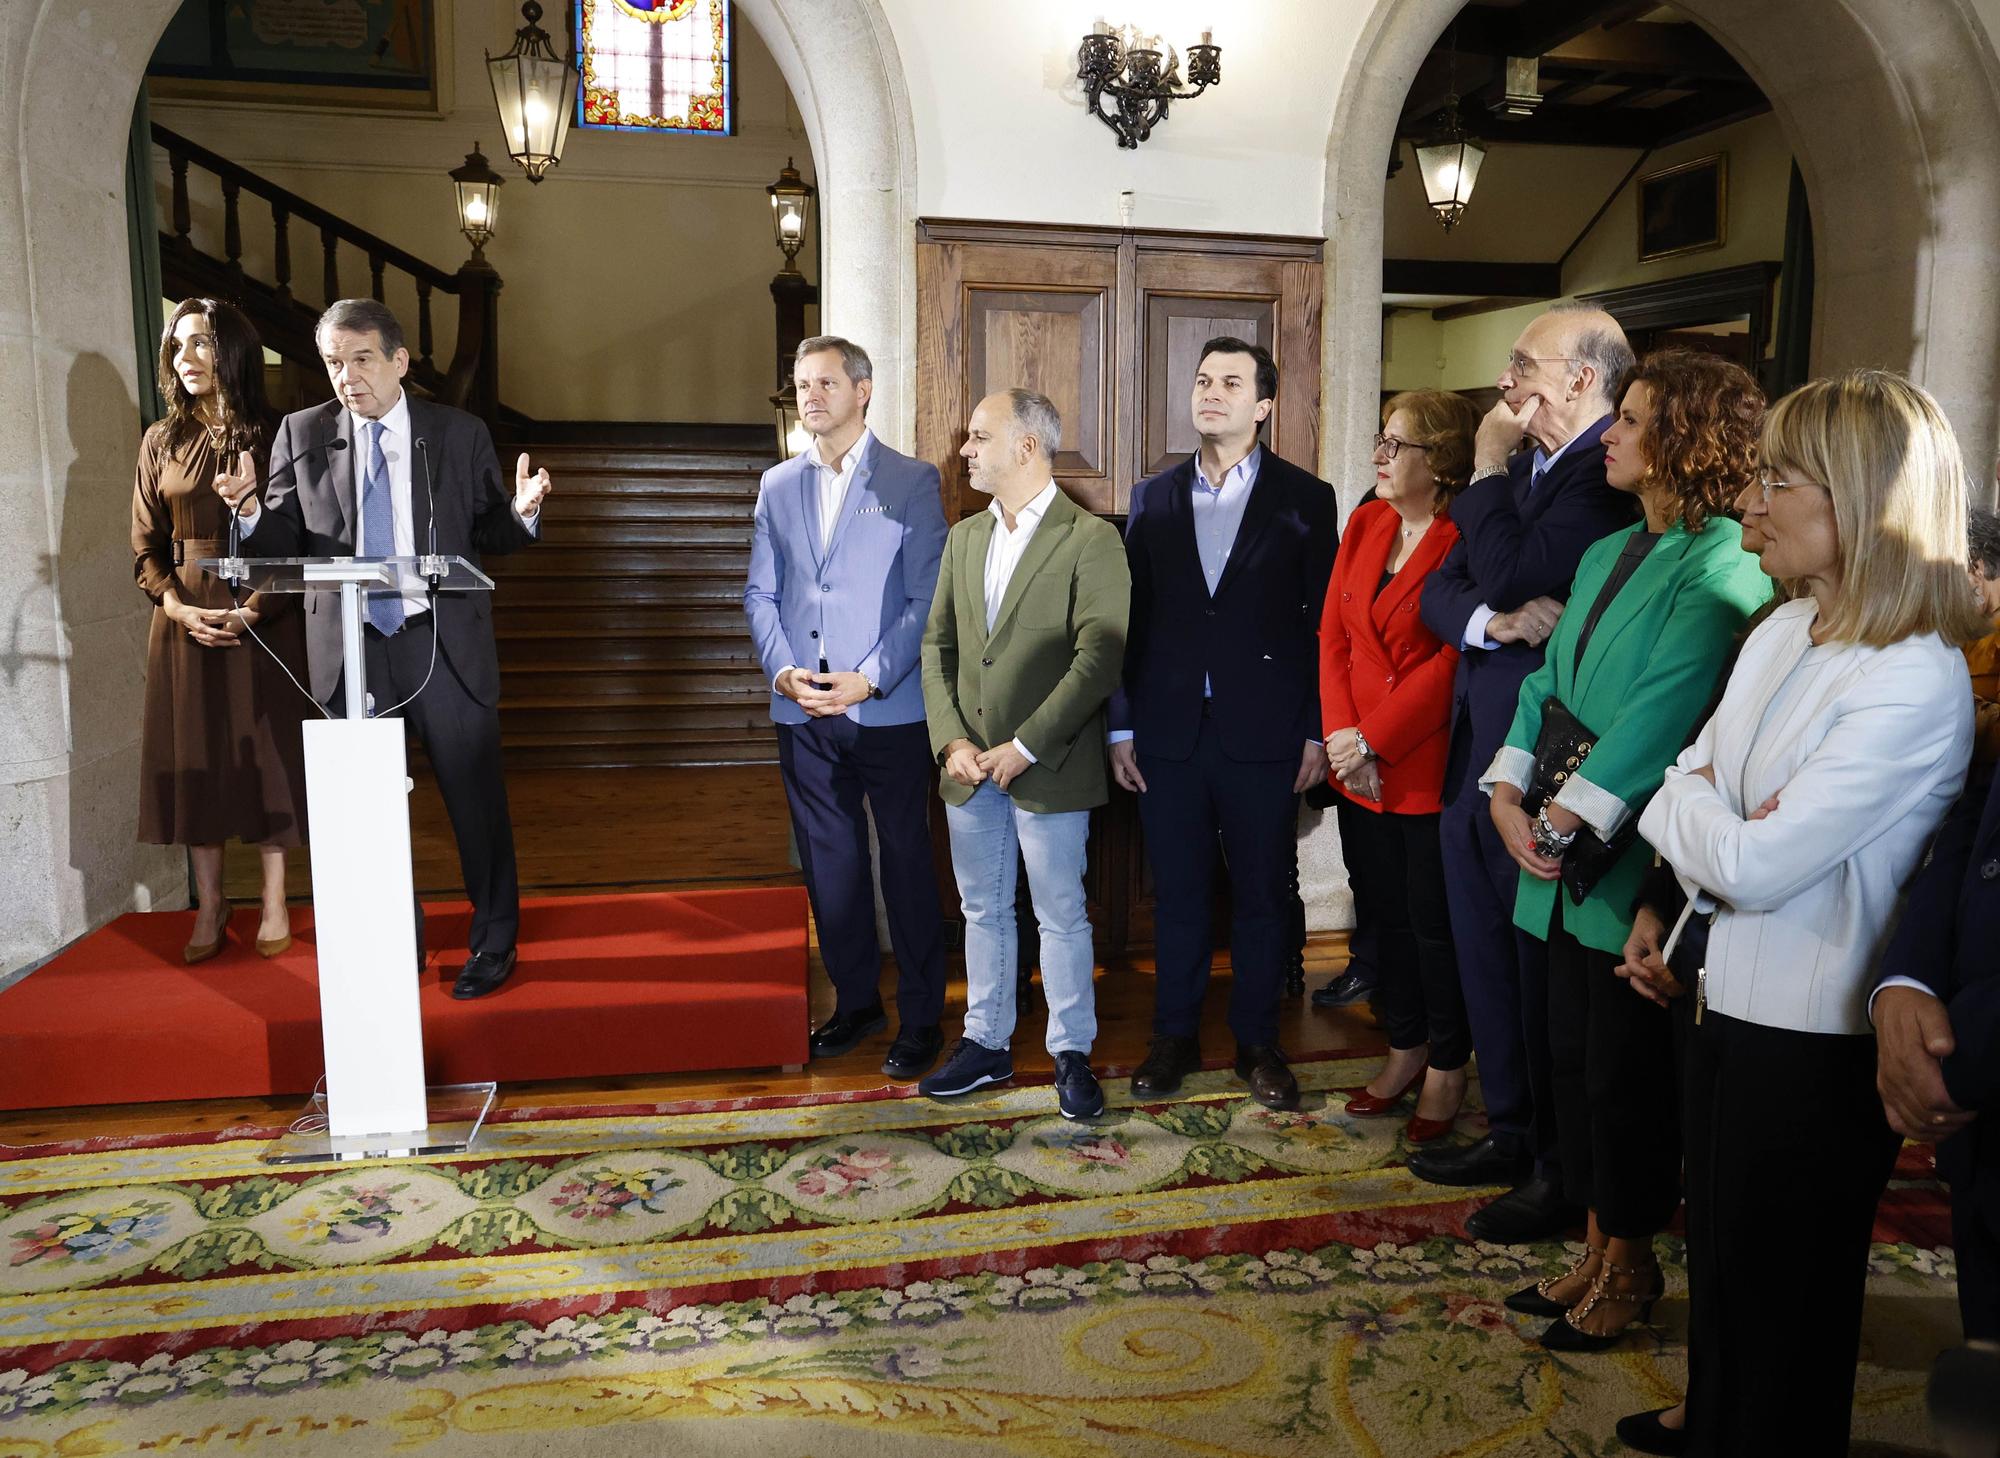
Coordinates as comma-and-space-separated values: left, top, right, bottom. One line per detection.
133, 298, 310, 962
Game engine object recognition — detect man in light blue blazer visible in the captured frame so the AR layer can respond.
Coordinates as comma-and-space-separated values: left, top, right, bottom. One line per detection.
745, 336, 951, 1079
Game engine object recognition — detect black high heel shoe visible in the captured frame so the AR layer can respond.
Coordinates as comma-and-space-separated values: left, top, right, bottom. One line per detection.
1504, 1243, 1602, 1318
1613, 1406, 1688, 1455
1538, 1256, 1663, 1352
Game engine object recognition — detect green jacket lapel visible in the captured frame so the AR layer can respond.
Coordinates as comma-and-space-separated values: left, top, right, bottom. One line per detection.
987, 488, 1076, 642
1572, 520, 1696, 708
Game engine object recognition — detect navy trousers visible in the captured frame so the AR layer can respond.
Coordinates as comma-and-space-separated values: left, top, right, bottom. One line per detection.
1438, 781, 1557, 1172
1140, 717, 1298, 1047
776, 716, 946, 1029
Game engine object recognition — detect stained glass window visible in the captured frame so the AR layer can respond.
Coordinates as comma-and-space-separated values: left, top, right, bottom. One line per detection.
576, 0, 733, 135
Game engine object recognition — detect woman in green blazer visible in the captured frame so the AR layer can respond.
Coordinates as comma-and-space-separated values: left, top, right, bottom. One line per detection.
1481, 350, 1773, 1352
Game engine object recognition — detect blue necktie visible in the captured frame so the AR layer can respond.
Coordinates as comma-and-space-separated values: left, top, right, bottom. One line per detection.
362, 421, 405, 637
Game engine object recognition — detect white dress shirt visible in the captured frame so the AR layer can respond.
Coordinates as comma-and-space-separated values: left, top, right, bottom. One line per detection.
1638, 598, 1972, 1035
811, 427, 872, 552
984, 479, 1061, 762
1462, 428, 1589, 651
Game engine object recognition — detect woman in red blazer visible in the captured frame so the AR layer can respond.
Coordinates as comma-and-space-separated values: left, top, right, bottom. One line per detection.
1322, 390, 1481, 1141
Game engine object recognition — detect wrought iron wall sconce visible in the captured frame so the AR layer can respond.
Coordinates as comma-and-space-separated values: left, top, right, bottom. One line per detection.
1076, 22, 1221, 149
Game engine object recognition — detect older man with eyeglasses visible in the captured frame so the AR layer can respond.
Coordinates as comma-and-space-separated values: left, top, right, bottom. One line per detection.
1412, 302, 1638, 1242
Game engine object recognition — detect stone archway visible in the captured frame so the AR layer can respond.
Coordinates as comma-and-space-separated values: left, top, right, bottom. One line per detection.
1318, 0, 2000, 501
0, 0, 920, 974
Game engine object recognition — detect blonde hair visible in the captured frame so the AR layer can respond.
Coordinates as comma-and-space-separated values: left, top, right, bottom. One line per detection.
1761, 370, 1990, 647
1382, 389, 1483, 513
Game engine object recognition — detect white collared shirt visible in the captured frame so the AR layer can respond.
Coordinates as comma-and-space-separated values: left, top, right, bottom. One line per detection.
352, 391, 428, 620
983, 480, 1061, 766
806, 427, 872, 551
984, 479, 1059, 633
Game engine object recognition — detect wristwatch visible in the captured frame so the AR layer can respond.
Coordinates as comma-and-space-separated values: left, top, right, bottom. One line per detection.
1353, 730, 1376, 761
1468, 465, 1509, 487
864, 675, 881, 699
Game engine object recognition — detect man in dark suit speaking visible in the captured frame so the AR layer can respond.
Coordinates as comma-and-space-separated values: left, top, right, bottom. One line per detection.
1111, 337, 1336, 1112
215, 297, 548, 999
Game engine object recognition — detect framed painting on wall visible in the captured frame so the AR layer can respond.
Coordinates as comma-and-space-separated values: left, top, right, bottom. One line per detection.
148, 0, 446, 115
1638, 153, 1727, 263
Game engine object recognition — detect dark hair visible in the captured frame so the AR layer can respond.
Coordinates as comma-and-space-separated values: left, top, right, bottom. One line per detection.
1381, 389, 1483, 511
156, 298, 275, 465
1970, 504, 2000, 577
1616, 348, 1765, 533
317, 297, 407, 356
1197, 335, 1278, 405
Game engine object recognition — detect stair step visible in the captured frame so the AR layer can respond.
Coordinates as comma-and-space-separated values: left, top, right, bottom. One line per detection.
494, 608, 753, 636
535, 520, 751, 549
490, 548, 745, 578
545, 494, 756, 521
517, 447, 774, 475
501, 666, 764, 696
502, 740, 778, 769
497, 643, 757, 668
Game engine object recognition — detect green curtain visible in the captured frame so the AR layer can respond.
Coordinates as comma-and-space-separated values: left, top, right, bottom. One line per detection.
126, 85, 166, 427
1770, 161, 1814, 398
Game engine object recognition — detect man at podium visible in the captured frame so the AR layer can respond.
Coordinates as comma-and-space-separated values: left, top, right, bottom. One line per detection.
214, 298, 550, 999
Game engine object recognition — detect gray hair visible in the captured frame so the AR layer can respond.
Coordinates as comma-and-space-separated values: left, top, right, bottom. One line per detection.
1005, 388, 1063, 460
318, 298, 406, 356
794, 334, 873, 386
1550, 302, 1634, 407
1970, 503, 2000, 576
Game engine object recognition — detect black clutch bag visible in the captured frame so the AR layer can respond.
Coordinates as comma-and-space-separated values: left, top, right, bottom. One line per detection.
1521, 695, 1636, 904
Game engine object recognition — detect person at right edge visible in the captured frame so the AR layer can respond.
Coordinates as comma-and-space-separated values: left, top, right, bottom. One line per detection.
1479, 350, 1772, 1353
1412, 303, 1637, 1241
1621, 370, 1981, 1456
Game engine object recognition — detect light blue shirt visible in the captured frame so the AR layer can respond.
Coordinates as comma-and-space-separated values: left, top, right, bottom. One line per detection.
1191, 446, 1261, 593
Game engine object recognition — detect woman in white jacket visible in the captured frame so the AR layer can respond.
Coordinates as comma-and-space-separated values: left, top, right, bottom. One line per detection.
1617, 371, 1987, 1457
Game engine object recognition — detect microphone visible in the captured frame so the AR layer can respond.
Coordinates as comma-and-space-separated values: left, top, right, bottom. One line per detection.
415, 436, 442, 593
220, 435, 346, 586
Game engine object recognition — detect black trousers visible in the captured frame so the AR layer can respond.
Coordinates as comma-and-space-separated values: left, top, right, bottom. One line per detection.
1681, 1010, 1901, 1456
1439, 786, 1558, 1171
1340, 804, 1468, 1069
1544, 900, 1682, 1234
1139, 716, 1298, 1047
1333, 797, 1382, 983
776, 716, 946, 1029
334, 615, 519, 956
1953, 1179, 2000, 1342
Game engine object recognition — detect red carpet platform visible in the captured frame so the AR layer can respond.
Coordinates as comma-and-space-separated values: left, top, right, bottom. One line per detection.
0, 888, 809, 1111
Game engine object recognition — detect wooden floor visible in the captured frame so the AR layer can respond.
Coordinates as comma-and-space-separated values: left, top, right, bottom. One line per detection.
20, 764, 1376, 1149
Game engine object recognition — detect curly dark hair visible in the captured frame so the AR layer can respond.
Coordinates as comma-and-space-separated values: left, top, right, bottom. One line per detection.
1615, 348, 1765, 532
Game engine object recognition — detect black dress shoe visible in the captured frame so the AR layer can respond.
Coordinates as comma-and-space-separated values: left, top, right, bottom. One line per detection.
1234, 1044, 1300, 1111
809, 1003, 887, 1060
1310, 970, 1376, 1008
451, 947, 517, 1000
1614, 1408, 1688, 1456
881, 1024, 944, 1080
1406, 1133, 1532, 1188
1130, 1035, 1202, 1096
1463, 1173, 1583, 1244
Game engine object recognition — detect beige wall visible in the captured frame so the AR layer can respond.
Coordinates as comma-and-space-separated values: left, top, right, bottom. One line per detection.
150, 0, 815, 424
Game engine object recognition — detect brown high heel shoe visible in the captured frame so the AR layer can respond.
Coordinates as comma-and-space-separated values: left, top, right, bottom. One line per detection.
255, 931, 292, 958
1505, 1242, 1603, 1317
1539, 1255, 1664, 1351
183, 910, 231, 965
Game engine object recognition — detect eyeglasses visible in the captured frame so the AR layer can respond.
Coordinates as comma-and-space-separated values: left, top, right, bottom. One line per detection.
1506, 353, 1577, 377
1373, 433, 1431, 460
1754, 473, 1829, 507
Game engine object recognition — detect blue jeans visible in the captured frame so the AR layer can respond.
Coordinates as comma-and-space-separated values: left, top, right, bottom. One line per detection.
944, 780, 1097, 1055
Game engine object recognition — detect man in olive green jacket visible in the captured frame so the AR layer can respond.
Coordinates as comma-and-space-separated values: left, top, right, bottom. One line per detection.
920, 388, 1130, 1119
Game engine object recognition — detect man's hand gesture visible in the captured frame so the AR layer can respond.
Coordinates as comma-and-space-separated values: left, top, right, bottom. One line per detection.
515, 453, 552, 518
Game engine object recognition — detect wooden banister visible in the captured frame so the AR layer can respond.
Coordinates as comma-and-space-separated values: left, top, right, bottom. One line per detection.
152, 122, 504, 428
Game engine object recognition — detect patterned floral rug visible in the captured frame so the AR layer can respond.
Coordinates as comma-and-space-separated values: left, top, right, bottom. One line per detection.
0, 1058, 1960, 1456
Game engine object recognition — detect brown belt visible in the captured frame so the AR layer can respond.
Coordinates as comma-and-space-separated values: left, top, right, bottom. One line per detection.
171, 538, 226, 566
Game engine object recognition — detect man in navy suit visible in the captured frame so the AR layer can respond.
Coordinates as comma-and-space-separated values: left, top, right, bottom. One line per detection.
1874, 760, 2000, 1341
1413, 304, 1637, 1239
1111, 338, 1336, 1111
744, 336, 950, 1079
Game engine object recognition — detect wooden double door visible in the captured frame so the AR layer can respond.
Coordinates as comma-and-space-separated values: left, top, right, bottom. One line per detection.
914, 219, 1325, 954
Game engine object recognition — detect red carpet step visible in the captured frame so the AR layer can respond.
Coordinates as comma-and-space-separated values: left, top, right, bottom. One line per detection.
0, 888, 809, 1111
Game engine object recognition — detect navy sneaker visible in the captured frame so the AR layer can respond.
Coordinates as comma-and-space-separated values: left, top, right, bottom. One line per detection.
1053, 1052, 1105, 1120
917, 1038, 1013, 1099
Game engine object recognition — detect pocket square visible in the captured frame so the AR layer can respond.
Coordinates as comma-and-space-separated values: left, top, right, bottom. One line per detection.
857, 505, 887, 515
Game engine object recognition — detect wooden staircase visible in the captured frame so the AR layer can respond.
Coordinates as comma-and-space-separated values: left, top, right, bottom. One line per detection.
486, 430, 780, 768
